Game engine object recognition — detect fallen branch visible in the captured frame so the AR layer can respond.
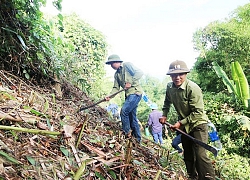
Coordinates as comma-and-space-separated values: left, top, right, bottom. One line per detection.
144, 169, 170, 175
81, 141, 107, 157
69, 143, 81, 167
93, 156, 122, 167
0, 125, 61, 136
109, 163, 131, 170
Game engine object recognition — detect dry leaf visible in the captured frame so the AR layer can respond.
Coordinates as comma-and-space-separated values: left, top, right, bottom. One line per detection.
36, 121, 49, 130
63, 125, 75, 139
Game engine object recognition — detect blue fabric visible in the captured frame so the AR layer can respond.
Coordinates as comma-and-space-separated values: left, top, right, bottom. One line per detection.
120, 94, 142, 142
172, 133, 183, 153
152, 131, 163, 144
106, 103, 120, 119
106, 103, 118, 115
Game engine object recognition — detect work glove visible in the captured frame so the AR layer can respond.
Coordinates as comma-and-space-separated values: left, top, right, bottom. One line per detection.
159, 116, 167, 124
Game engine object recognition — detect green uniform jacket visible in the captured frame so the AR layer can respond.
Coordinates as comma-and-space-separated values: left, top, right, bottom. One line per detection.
162, 79, 208, 133
110, 62, 143, 97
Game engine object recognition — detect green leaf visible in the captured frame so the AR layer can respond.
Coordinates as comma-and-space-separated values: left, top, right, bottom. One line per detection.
0, 92, 16, 100
212, 61, 235, 93
238, 116, 250, 131
95, 171, 106, 180
30, 109, 43, 116
57, 13, 63, 21
46, 118, 52, 129
24, 71, 30, 79
109, 143, 115, 148
108, 170, 117, 179
17, 34, 28, 50
73, 160, 86, 180
133, 159, 143, 165
89, 139, 99, 143
60, 146, 70, 157
51, 93, 56, 104
23, 106, 31, 111
231, 61, 249, 108
26, 156, 36, 165
0, 151, 19, 164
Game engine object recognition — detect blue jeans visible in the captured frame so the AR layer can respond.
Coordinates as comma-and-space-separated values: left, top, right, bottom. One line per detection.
172, 133, 183, 153
120, 94, 142, 142
152, 131, 163, 144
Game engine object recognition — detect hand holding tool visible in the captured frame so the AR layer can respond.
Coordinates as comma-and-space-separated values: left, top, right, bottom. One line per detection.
77, 89, 126, 112
163, 121, 218, 157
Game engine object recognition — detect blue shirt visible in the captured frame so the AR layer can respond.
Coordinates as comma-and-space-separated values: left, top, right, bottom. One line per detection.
106, 103, 119, 115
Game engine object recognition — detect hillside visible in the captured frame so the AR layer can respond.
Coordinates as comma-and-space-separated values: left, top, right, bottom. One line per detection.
0, 70, 186, 180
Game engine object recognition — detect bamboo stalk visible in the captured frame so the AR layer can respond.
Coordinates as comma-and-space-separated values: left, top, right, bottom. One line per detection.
76, 115, 88, 148
0, 125, 61, 136
153, 170, 162, 180
124, 139, 133, 172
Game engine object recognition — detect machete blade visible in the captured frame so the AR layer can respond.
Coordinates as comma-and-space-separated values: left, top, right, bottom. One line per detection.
165, 122, 218, 157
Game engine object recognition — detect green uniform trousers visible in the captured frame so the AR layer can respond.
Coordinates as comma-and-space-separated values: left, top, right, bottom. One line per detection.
181, 123, 216, 180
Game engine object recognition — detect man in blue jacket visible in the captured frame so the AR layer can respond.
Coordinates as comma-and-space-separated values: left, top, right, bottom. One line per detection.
105, 54, 143, 143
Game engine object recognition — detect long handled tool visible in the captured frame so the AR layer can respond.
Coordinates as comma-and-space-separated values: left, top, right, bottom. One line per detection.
165, 122, 218, 157
77, 89, 126, 112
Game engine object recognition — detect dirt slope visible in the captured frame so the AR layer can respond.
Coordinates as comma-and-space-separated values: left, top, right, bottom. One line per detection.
0, 70, 186, 180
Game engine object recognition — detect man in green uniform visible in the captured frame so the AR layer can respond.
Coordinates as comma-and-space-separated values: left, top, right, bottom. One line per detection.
105, 54, 143, 142
159, 60, 215, 180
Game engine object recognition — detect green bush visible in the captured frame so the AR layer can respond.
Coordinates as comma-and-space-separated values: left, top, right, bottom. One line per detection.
211, 148, 250, 180
204, 92, 250, 158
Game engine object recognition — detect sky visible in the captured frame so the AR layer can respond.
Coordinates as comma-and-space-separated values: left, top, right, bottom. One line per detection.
42, 0, 250, 79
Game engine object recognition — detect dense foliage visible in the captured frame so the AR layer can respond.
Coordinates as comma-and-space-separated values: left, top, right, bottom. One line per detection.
0, 0, 55, 82
191, 3, 250, 161
190, 6, 250, 177
53, 13, 108, 96
0, 0, 109, 99
192, 3, 250, 93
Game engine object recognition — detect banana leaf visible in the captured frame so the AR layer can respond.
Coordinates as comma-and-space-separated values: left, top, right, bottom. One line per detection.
212, 61, 235, 94
231, 61, 249, 109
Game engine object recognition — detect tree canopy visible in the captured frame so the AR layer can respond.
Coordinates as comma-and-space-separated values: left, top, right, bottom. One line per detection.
192, 3, 250, 92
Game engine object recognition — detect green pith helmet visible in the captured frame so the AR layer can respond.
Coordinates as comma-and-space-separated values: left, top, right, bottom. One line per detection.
105, 54, 123, 64
167, 60, 190, 75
